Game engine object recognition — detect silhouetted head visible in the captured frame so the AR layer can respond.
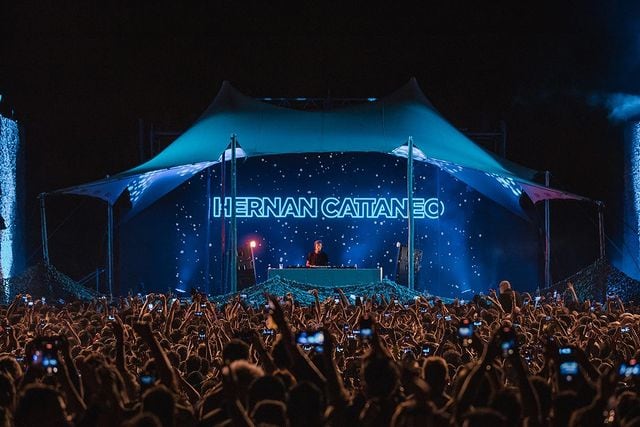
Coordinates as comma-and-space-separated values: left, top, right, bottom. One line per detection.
15, 384, 70, 427
251, 400, 287, 426
422, 356, 448, 395
461, 408, 507, 427
287, 381, 324, 427
362, 356, 400, 399
142, 385, 176, 427
222, 339, 250, 364
248, 375, 287, 411
499, 281, 512, 294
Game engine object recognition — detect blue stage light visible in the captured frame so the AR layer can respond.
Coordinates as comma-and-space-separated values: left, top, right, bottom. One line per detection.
0, 115, 19, 287
484, 172, 522, 197
631, 123, 640, 260
126, 162, 214, 205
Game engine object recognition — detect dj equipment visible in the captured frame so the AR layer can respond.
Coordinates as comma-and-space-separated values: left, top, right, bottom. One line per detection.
267, 267, 382, 287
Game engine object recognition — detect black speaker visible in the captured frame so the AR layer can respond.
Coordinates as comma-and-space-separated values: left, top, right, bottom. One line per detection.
237, 243, 256, 289
395, 245, 422, 286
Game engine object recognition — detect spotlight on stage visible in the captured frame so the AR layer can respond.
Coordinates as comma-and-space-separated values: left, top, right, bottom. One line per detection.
237, 241, 257, 290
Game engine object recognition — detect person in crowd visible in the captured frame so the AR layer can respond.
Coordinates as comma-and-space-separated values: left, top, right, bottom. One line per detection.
496, 280, 520, 313
0, 282, 638, 427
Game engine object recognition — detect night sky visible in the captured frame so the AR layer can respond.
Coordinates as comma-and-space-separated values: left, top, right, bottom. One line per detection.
1, 2, 637, 288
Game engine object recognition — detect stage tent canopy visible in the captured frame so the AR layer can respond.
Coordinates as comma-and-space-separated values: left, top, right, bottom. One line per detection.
53, 78, 588, 217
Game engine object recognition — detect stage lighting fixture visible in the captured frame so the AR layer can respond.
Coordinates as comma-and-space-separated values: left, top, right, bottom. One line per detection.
250, 240, 256, 248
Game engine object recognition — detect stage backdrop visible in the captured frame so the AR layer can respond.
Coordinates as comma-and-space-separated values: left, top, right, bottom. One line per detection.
120, 152, 540, 298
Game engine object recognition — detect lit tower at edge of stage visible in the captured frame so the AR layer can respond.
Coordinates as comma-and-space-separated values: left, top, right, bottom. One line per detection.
0, 106, 24, 299
617, 120, 640, 280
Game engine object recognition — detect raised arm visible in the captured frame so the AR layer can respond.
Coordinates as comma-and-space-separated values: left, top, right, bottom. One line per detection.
266, 294, 326, 387
507, 350, 541, 425
112, 315, 137, 401
133, 321, 179, 393
56, 350, 87, 416
487, 289, 505, 314
221, 366, 255, 427
311, 289, 322, 323
164, 298, 179, 337
454, 327, 501, 421
321, 328, 349, 406
250, 330, 277, 374
59, 335, 83, 398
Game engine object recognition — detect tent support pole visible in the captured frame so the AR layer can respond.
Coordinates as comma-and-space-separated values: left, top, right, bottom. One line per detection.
544, 171, 551, 289
39, 193, 50, 265
205, 167, 212, 293
407, 136, 415, 291
598, 201, 605, 260
220, 151, 226, 292
230, 134, 238, 294
597, 201, 607, 302
107, 202, 114, 297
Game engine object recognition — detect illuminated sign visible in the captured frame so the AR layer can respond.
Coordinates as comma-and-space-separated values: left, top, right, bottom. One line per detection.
211, 196, 445, 219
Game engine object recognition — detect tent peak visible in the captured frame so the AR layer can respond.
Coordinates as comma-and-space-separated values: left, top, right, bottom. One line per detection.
380, 77, 435, 109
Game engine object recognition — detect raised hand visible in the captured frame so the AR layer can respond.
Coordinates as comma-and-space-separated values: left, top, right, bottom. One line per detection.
322, 327, 335, 355
266, 294, 287, 329
133, 321, 154, 339
111, 314, 125, 340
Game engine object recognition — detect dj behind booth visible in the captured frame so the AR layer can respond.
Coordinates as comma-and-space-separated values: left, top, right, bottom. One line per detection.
268, 239, 382, 287
305, 240, 329, 267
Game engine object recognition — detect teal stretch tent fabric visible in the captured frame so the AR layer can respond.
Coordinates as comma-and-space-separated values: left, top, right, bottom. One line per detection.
54, 78, 588, 217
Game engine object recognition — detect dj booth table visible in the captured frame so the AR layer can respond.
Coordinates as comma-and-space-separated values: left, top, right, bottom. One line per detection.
267, 267, 383, 287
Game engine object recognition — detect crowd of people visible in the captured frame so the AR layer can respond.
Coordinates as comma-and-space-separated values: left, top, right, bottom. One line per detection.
0, 280, 639, 426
